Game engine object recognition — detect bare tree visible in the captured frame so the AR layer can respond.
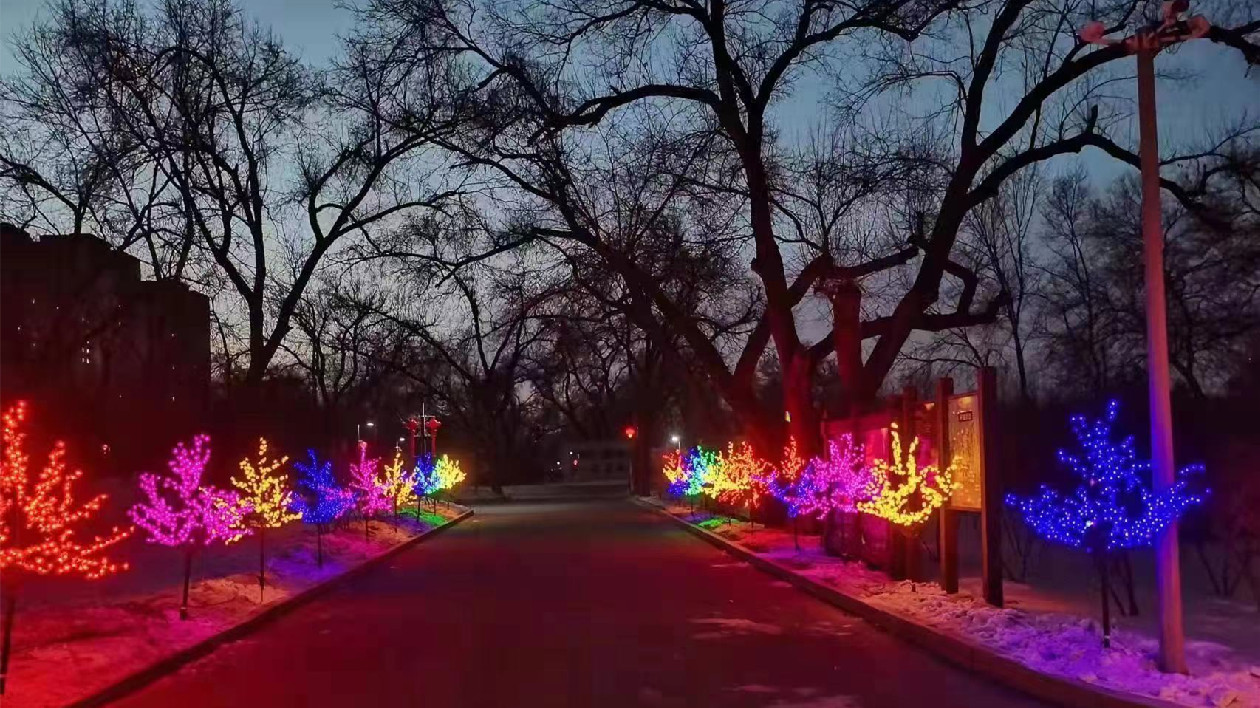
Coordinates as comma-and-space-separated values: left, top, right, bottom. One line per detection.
964, 167, 1044, 403
1041, 168, 1260, 398
350, 0, 1258, 448
9, 0, 467, 396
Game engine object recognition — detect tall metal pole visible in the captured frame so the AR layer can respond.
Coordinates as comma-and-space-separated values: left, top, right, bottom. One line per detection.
1136, 40, 1187, 674
1080, 4, 1210, 673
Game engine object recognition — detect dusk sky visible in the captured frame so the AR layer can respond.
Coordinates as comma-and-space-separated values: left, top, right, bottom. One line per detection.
3, 0, 1255, 178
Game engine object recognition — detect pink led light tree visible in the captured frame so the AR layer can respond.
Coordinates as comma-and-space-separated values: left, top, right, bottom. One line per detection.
348, 441, 389, 541
771, 434, 870, 550
129, 435, 250, 619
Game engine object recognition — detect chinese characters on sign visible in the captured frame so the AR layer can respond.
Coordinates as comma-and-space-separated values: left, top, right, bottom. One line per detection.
947, 394, 983, 511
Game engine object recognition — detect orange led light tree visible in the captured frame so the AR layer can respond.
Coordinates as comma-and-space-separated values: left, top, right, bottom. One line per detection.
231, 438, 300, 602
0, 402, 131, 694
778, 436, 807, 483
717, 442, 772, 526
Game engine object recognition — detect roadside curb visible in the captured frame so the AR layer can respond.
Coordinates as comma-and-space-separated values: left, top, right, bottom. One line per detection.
66, 508, 474, 708
637, 500, 1181, 708
453, 494, 630, 506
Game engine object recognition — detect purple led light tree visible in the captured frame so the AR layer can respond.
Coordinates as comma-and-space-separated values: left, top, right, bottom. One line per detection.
129, 435, 250, 619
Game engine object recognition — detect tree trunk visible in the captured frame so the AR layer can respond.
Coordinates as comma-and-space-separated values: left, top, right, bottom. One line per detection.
258, 527, 266, 603
180, 548, 194, 621
1098, 551, 1112, 648
1012, 327, 1032, 406
783, 351, 818, 455
829, 280, 866, 416
1245, 551, 1260, 611
0, 577, 18, 695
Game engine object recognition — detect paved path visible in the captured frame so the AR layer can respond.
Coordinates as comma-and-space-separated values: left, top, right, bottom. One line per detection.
115, 500, 1047, 708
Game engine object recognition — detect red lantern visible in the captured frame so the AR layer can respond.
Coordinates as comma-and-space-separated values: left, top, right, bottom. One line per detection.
424, 417, 442, 456
404, 417, 421, 457
623, 425, 637, 440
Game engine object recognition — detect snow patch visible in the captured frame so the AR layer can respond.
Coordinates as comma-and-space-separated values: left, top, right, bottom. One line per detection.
666, 505, 1260, 708
3, 507, 464, 708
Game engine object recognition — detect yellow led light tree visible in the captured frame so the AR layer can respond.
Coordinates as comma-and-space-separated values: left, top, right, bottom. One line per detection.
859, 423, 957, 528
231, 438, 300, 602
717, 442, 772, 525
434, 455, 466, 493
381, 450, 417, 518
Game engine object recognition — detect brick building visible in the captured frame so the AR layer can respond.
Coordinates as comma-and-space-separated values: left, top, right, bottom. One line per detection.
0, 224, 210, 472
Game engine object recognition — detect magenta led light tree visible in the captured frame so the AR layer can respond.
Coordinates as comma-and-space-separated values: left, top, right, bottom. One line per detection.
771, 434, 870, 550
782, 434, 869, 518
129, 435, 250, 619
348, 442, 389, 541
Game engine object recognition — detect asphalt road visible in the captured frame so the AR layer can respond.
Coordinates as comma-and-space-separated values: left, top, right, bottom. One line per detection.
114, 500, 1047, 708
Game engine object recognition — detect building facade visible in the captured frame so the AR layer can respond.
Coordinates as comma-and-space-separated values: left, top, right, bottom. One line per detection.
562, 439, 632, 483
0, 224, 211, 472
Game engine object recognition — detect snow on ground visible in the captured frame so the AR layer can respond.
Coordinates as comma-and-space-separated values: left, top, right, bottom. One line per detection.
3, 504, 465, 708
660, 502, 1260, 708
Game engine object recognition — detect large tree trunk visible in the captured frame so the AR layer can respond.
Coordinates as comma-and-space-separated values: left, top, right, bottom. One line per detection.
829, 280, 868, 416
782, 351, 818, 455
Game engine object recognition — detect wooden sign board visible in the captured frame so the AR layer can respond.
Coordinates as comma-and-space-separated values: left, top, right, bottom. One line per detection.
947, 393, 983, 511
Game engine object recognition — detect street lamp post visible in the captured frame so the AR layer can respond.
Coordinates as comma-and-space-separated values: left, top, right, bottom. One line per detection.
1081, 0, 1209, 674
669, 434, 681, 452
356, 420, 375, 442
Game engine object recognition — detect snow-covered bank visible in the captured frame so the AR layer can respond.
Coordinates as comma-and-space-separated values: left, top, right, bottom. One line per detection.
3, 506, 465, 708
660, 502, 1260, 708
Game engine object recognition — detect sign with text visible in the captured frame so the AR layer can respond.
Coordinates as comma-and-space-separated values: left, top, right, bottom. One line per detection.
947, 393, 983, 511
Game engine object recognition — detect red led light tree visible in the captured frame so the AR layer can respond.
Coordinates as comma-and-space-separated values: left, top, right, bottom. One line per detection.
0, 402, 131, 694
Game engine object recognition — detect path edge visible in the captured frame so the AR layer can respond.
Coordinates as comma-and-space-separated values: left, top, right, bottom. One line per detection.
636, 499, 1182, 708
66, 507, 474, 708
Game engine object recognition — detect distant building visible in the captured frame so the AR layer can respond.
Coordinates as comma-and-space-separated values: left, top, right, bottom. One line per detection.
562, 439, 632, 483
0, 224, 210, 472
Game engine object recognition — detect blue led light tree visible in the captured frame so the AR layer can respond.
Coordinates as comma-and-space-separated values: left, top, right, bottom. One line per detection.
290, 450, 355, 568
412, 453, 440, 511
1006, 400, 1206, 647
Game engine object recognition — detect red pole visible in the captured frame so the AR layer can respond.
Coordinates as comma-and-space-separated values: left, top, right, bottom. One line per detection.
1136, 41, 1187, 674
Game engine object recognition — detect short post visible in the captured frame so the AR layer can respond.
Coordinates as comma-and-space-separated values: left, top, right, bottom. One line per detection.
978, 366, 1004, 607
1098, 548, 1113, 648
180, 548, 194, 620
258, 527, 266, 603
0, 577, 17, 695
937, 377, 958, 594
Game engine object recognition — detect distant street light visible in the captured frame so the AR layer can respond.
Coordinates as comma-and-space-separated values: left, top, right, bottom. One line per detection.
357, 420, 376, 441
669, 434, 681, 451
1080, 0, 1210, 675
